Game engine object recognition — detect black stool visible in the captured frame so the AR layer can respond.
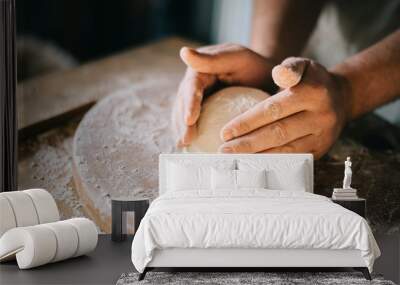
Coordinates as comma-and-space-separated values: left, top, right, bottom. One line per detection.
111, 198, 149, 242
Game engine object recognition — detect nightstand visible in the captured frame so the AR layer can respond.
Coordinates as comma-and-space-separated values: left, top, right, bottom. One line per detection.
111, 198, 150, 242
331, 198, 366, 218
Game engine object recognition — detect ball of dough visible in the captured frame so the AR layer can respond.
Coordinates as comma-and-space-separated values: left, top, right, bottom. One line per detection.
187, 86, 270, 153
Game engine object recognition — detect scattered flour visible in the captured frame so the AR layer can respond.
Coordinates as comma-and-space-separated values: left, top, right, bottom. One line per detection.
73, 81, 177, 231
18, 122, 86, 222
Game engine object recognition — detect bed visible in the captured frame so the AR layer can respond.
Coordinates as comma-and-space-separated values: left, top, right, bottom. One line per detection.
131, 154, 380, 280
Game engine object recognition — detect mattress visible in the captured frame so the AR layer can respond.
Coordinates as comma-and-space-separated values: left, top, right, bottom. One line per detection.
131, 190, 380, 273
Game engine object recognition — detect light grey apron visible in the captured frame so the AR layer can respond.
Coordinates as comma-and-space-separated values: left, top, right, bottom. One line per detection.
304, 0, 400, 125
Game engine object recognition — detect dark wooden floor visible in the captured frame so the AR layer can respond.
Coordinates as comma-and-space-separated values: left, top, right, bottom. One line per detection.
0, 235, 134, 285
374, 233, 400, 283
0, 234, 398, 284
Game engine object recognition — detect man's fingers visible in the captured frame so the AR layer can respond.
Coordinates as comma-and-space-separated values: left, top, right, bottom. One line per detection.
218, 112, 317, 153
220, 89, 304, 141
180, 70, 216, 126
173, 95, 198, 147
184, 90, 202, 125
180, 47, 215, 73
182, 78, 203, 126
177, 124, 197, 147
259, 134, 316, 154
174, 69, 216, 146
180, 46, 239, 74
272, 57, 308, 89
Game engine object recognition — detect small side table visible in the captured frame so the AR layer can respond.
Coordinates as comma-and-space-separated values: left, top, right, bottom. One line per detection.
111, 198, 149, 242
331, 198, 366, 218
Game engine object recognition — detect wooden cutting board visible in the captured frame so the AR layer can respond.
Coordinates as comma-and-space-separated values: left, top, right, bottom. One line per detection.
71, 38, 191, 232
17, 37, 195, 137
72, 82, 178, 232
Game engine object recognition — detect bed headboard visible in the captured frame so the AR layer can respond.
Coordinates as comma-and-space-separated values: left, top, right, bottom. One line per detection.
159, 153, 314, 195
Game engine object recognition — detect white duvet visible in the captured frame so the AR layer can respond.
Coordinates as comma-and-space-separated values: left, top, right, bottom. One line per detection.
131, 190, 380, 273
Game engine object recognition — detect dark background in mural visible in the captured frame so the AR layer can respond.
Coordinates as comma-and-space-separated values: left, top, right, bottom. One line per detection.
17, 0, 213, 62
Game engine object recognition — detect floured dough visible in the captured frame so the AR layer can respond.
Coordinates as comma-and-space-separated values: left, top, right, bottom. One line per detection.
187, 87, 270, 153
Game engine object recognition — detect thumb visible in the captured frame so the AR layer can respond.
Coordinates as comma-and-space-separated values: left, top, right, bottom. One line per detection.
180, 47, 226, 74
272, 57, 309, 89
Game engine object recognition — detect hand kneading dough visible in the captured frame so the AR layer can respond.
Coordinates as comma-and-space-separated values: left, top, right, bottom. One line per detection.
187, 87, 270, 153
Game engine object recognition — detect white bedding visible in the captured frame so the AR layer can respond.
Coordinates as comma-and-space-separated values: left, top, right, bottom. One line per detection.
131, 190, 380, 273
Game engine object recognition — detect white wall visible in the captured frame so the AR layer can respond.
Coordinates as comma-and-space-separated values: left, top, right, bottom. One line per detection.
211, 0, 252, 45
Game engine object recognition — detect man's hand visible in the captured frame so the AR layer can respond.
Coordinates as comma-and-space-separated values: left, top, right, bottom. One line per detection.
172, 44, 276, 147
219, 58, 350, 159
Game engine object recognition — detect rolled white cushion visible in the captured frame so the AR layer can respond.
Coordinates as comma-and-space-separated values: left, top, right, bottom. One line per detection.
42, 221, 79, 262
0, 226, 57, 269
0, 218, 98, 269
0, 191, 39, 227
0, 189, 60, 239
236, 169, 267, 189
0, 196, 17, 237
64, 218, 98, 257
24, 189, 59, 224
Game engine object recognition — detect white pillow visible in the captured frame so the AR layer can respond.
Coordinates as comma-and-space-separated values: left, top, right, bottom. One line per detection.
167, 162, 210, 191
236, 169, 266, 189
266, 162, 306, 191
211, 169, 267, 190
211, 168, 236, 190
166, 159, 236, 192
238, 159, 308, 191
